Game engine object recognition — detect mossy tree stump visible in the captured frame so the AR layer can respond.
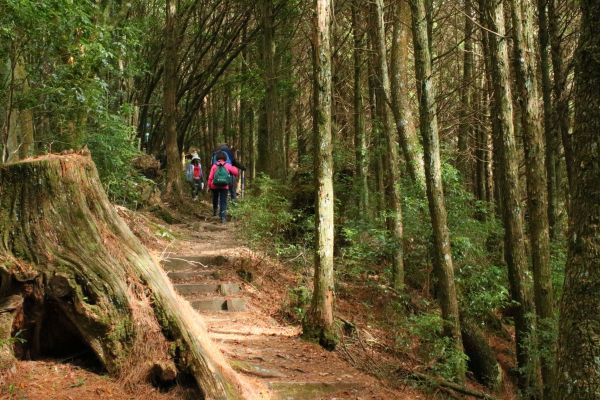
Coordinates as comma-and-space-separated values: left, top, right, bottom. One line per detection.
0, 154, 254, 399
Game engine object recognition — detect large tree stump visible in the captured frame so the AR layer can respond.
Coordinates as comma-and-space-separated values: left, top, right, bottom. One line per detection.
0, 153, 257, 399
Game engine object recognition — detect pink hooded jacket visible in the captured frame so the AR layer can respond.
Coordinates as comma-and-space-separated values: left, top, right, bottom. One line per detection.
208, 160, 239, 190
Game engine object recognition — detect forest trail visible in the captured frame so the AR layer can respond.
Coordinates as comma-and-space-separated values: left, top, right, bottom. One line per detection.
156, 203, 414, 400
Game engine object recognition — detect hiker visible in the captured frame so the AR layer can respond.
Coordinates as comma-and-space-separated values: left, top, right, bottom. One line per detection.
208, 151, 239, 223
185, 154, 204, 200
211, 144, 245, 202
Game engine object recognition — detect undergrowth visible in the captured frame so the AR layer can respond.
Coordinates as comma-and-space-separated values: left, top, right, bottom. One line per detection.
233, 158, 565, 384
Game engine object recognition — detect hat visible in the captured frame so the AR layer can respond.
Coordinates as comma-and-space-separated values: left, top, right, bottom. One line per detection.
191, 155, 200, 162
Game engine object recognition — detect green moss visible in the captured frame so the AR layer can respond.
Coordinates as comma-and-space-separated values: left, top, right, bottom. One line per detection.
301, 319, 338, 351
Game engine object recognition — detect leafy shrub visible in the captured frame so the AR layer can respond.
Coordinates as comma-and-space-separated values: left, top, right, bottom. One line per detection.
285, 285, 312, 322
401, 313, 468, 381
230, 175, 296, 249
85, 108, 152, 208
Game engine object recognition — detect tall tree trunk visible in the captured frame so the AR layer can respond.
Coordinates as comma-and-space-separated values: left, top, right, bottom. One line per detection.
548, 0, 574, 193
163, 0, 183, 200
554, 1, 600, 397
371, 0, 406, 290
457, 0, 474, 185
258, 0, 283, 178
480, 0, 537, 393
303, 0, 336, 351
390, 0, 425, 187
536, 0, 559, 239
510, 0, 554, 394
410, 0, 464, 359
351, 0, 369, 217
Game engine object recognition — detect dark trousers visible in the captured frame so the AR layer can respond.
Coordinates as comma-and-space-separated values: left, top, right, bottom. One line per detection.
191, 179, 202, 198
212, 188, 228, 221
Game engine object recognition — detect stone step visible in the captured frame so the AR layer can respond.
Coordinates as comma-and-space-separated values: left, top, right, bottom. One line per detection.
175, 283, 241, 297
270, 381, 358, 400
230, 360, 286, 378
191, 297, 246, 312
161, 255, 229, 272
167, 270, 217, 281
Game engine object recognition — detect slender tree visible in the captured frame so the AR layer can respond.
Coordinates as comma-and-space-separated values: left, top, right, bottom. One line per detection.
554, 1, 600, 398
371, 0, 406, 290
409, 0, 463, 356
351, 0, 369, 216
457, 0, 474, 184
303, 0, 336, 350
510, 0, 554, 394
536, 0, 559, 239
479, 0, 538, 393
390, 0, 424, 187
163, 0, 183, 199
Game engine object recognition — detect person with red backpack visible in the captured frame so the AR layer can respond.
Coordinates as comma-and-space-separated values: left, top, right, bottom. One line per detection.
185, 154, 204, 200
208, 151, 239, 223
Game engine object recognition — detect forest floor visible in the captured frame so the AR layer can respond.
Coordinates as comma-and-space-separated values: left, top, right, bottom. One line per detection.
1, 194, 506, 399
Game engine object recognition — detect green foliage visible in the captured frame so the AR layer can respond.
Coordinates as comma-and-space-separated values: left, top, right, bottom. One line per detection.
0, 0, 148, 204
230, 175, 298, 249
285, 285, 312, 322
339, 219, 390, 278
85, 107, 150, 207
399, 313, 468, 381
0, 329, 26, 348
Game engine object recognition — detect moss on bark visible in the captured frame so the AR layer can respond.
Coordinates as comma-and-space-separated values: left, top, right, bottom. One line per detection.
0, 153, 253, 399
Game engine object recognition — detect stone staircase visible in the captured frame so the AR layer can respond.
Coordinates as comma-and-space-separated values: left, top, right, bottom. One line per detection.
162, 255, 247, 312
161, 253, 390, 399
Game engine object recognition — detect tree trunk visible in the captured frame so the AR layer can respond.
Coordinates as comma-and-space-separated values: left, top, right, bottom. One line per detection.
457, 0, 474, 185
163, 0, 183, 200
0, 154, 255, 399
390, 0, 425, 187
303, 0, 336, 351
351, 0, 369, 217
371, 0, 406, 290
554, 1, 600, 397
480, 0, 537, 393
548, 0, 574, 193
258, 0, 282, 178
510, 0, 554, 394
410, 0, 464, 358
536, 0, 559, 240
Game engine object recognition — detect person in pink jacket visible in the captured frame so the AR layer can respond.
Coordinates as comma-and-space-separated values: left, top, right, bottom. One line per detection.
208, 151, 239, 223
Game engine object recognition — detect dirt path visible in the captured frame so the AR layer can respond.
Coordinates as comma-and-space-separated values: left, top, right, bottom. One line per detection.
156, 204, 421, 400
2, 203, 425, 400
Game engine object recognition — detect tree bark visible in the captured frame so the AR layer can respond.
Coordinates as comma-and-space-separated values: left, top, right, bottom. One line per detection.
303, 0, 336, 351
510, 0, 554, 394
0, 154, 255, 398
554, 1, 600, 397
457, 0, 475, 185
548, 0, 574, 193
371, 0, 406, 291
390, 0, 425, 187
351, 0, 369, 217
536, 0, 559, 240
410, 0, 463, 357
258, 0, 283, 179
480, 0, 537, 393
163, 0, 183, 200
